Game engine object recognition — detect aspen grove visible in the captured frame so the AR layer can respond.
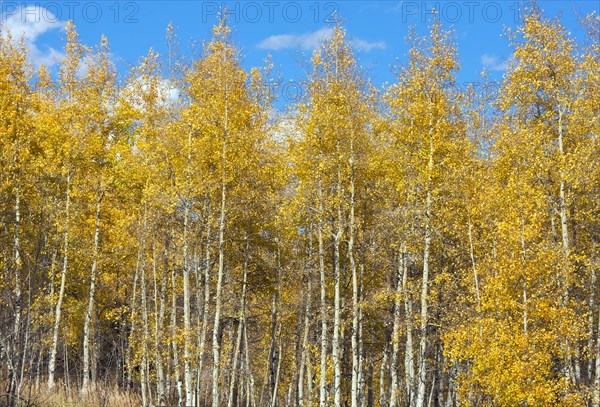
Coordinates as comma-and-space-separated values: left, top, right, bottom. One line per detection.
0, 6, 599, 407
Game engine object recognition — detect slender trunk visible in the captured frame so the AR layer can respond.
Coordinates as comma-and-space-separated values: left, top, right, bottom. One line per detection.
389, 253, 402, 407
593, 240, 600, 407
359, 211, 368, 406
306, 341, 314, 407
269, 243, 283, 407
82, 183, 103, 393
332, 142, 343, 407
557, 107, 569, 259
171, 225, 183, 405
589, 241, 597, 381
358, 259, 366, 407
445, 363, 456, 407
402, 246, 415, 406
271, 332, 283, 407
557, 106, 574, 383
197, 209, 212, 404
18, 268, 31, 395
35, 345, 42, 390
427, 376, 435, 407
227, 235, 250, 407
287, 377, 294, 407
155, 236, 167, 405
126, 239, 140, 389
379, 346, 388, 407
416, 133, 434, 407
318, 179, 328, 407
183, 198, 194, 406
226, 321, 243, 407
64, 338, 70, 393
467, 213, 481, 313
193, 248, 202, 407
298, 237, 312, 407
268, 294, 278, 405
48, 173, 70, 390
523, 281, 528, 337
212, 75, 229, 407
517, 180, 530, 339
11, 183, 23, 401
367, 351, 374, 407
140, 207, 150, 407
349, 136, 359, 407
183, 122, 196, 406
243, 321, 257, 407
157, 227, 170, 401
594, 295, 600, 407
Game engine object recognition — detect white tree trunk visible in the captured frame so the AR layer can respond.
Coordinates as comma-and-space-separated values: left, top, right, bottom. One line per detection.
593, 241, 600, 407
10, 183, 22, 399
402, 247, 415, 406
557, 106, 575, 384
594, 299, 600, 407
227, 235, 250, 407
170, 234, 183, 406
379, 346, 388, 407
416, 135, 434, 407
389, 254, 402, 407
212, 81, 229, 407
227, 319, 243, 407
268, 244, 283, 407
126, 241, 140, 389
467, 214, 481, 313
318, 179, 328, 407
298, 237, 312, 407
140, 207, 150, 407
82, 184, 102, 393
358, 259, 366, 407
306, 341, 314, 407
349, 138, 360, 407
332, 149, 343, 407
243, 322, 257, 407
155, 236, 168, 405
557, 107, 569, 258
48, 173, 70, 390
589, 241, 597, 381
196, 210, 212, 402
271, 334, 283, 407
183, 200, 194, 406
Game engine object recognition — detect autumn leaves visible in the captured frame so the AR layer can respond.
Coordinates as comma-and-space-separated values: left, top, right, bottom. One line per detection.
0, 5, 599, 407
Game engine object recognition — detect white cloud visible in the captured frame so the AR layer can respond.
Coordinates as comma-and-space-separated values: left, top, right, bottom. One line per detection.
353, 38, 386, 52
258, 28, 333, 51
258, 28, 385, 53
481, 53, 509, 72
29, 46, 64, 68
1, 5, 64, 68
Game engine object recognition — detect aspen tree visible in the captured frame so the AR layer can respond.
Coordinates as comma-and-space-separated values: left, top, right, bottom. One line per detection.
80, 34, 117, 394
573, 12, 600, 405
497, 5, 587, 397
386, 22, 461, 406
40, 21, 87, 391
184, 13, 266, 405
292, 23, 374, 407
0, 30, 35, 404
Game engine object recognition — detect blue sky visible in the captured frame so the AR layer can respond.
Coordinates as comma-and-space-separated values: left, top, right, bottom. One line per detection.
1, 0, 598, 105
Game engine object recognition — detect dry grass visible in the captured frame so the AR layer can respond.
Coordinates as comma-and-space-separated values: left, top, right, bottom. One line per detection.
1, 381, 141, 407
